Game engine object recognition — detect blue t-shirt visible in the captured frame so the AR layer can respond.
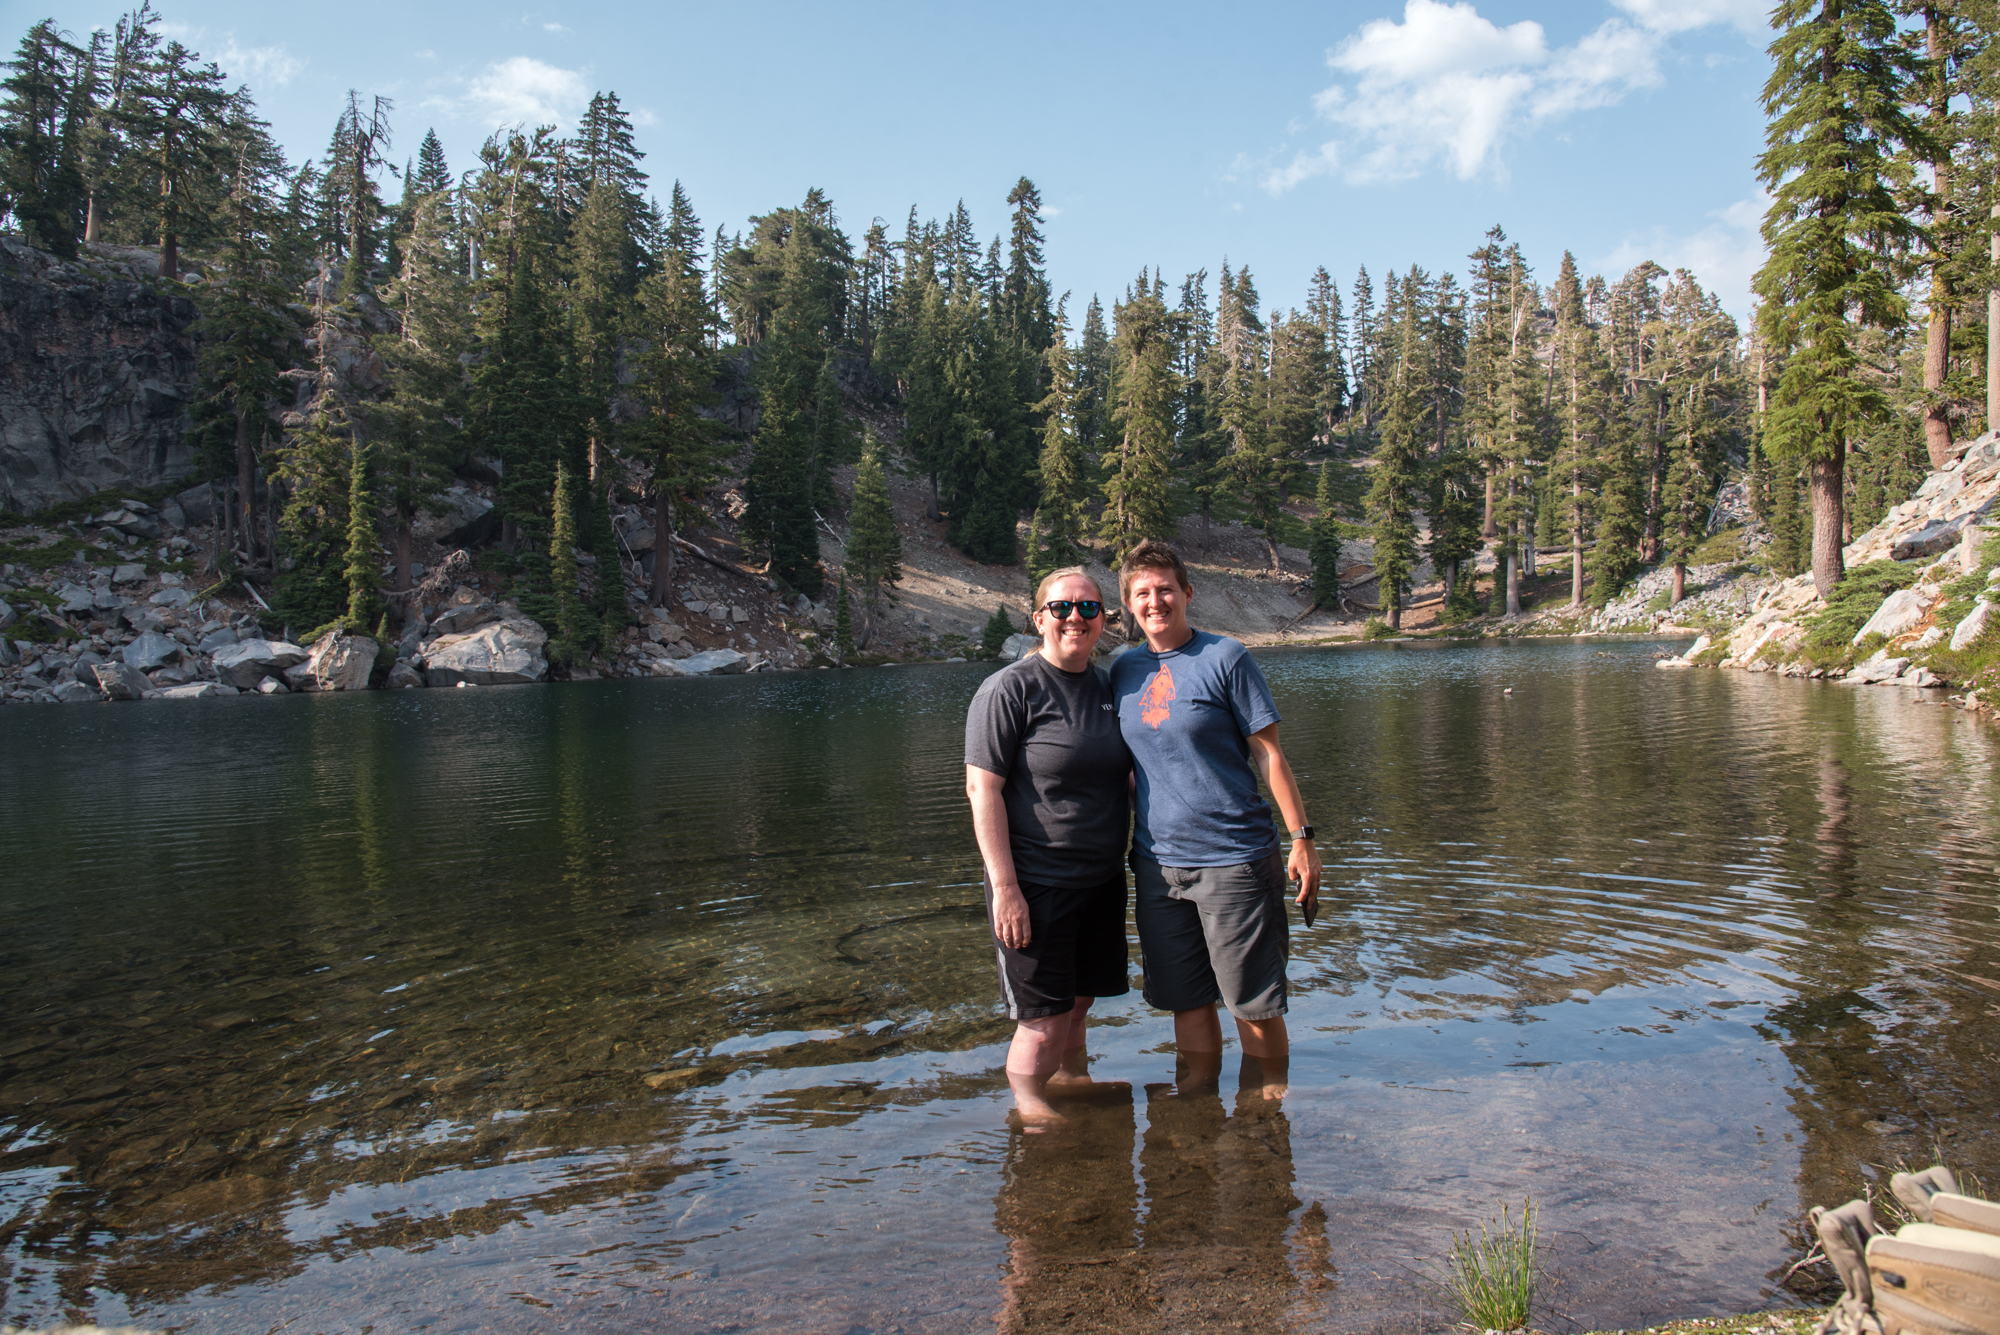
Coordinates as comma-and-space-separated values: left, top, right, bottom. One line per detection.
1109, 629, 1281, 867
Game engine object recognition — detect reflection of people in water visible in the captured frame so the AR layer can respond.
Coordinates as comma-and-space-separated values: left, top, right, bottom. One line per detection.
993, 1085, 1148, 1333
965, 568, 1133, 1123
993, 1059, 1310, 1334
1110, 540, 1322, 1095
1140, 1056, 1305, 1330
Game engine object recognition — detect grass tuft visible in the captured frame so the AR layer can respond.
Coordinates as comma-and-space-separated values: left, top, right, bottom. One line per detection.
1429, 1197, 1541, 1333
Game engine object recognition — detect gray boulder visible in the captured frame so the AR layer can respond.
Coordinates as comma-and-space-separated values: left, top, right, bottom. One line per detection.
52, 679, 98, 703
119, 605, 164, 633
1891, 514, 1979, 561
171, 482, 215, 524
292, 632, 378, 692
56, 582, 94, 613
91, 661, 150, 701
1853, 587, 1932, 645
428, 598, 502, 636
416, 486, 499, 548
384, 660, 425, 689
212, 637, 307, 688
0, 638, 15, 667
1846, 654, 1910, 685
998, 633, 1041, 663
1950, 600, 1994, 652
197, 626, 239, 653
122, 630, 183, 671
0, 599, 12, 628
423, 618, 549, 686
149, 586, 192, 607
92, 588, 123, 611
95, 507, 161, 540
112, 563, 148, 585
678, 648, 748, 676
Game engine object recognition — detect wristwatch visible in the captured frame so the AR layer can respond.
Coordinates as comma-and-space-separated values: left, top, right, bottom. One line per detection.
1290, 826, 1315, 842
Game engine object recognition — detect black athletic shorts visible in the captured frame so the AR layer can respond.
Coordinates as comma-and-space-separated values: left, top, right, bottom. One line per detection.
983, 872, 1131, 1020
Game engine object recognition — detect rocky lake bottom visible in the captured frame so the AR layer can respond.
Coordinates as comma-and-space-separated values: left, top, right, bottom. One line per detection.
0, 640, 1995, 1334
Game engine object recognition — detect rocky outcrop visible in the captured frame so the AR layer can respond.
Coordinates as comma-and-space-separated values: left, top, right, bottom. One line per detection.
421, 618, 549, 686
287, 632, 379, 692
0, 238, 202, 514
677, 648, 748, 676
212, 638, 308, 689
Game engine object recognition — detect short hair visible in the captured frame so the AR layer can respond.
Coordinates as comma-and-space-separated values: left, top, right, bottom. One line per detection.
1118, 539, 1191, 604
1032, 565, 1102, 611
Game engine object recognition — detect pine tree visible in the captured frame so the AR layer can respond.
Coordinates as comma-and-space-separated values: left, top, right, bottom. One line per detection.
1753, 0, 1924, 597
0, 20, 88, 256
1348, 266, 1375, 429
833, 578, 856, 665
123, 36, 230, 279
1366, 371, 1424, 629
844, 436, 902, 646
1308, 460, 1344, 608
1027, 312, 1090, 584
547, 461, 586, 665
1100, 275, 1178, 553
982, 603, 1013, 657
632, 180, 728, 608
343, 437, 381, 630
1073, 294, 1112, 458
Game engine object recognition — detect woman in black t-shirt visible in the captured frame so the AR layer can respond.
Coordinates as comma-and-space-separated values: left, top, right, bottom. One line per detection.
964, 567, 1132, 1123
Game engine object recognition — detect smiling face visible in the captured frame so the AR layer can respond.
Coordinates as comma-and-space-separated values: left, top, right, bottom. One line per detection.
1032, 573, 1106, 664
1123, 566, 1192, 650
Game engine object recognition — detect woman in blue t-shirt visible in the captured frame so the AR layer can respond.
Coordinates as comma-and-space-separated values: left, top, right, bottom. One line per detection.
964, 568, 1132, 1123
1108, 539, 1320, 1092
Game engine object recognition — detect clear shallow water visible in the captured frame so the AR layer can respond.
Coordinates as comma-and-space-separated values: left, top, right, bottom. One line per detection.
1, 641, 1996, 1333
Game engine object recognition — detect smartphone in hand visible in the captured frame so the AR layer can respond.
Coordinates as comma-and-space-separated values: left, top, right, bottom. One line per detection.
1296, 875, 1317, 929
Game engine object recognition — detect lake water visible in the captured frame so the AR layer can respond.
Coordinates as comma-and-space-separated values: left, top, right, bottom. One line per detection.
1, 640, 1996, 1334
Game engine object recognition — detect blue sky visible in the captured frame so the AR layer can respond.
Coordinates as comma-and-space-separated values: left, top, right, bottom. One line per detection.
86, 0, 1770, 324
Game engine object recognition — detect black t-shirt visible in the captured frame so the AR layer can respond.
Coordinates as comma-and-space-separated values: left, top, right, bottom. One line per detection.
964, 653, 1133, 888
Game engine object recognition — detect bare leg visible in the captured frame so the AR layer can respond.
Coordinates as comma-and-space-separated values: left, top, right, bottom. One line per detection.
1235, 1015, 1290, 1099
1173, 1005, 1225, 1091
1046, 996, 1096, 1086
1005, 1012, 1074, 1123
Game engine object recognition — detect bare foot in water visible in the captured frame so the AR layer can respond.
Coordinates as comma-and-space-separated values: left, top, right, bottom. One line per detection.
1239, 1054, 1289, 1102
1008, 1071, 1067, 1124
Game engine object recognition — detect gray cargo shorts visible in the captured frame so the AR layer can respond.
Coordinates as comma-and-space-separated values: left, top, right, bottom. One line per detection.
1132, 849, 1289, 1021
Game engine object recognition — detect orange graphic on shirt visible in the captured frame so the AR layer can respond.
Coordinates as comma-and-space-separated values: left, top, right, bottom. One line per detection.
1139, 664, 1176, 729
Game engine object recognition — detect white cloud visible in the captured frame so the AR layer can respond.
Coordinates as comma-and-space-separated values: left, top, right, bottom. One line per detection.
543, 22, 569, 33
1597, 189, 1770, 320
433, 56, 589, 129
1262, 0, 1753, 191
218, 39, 304, 88
1610, 0, 1767, 37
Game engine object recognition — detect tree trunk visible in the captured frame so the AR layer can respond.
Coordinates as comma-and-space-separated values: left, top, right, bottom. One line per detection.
1504, 549, 1521, 616
1386, 587, 1400, 629
1263, 531, 1279, 577
1570, 476, 1584, 607
649, 484, 675, 608
1989, 193, 1999, 432
1670, 562, 1686, 607
1443, 559, 1457, 604
1482, 468, 1496, 539
1924, 301, 1954, 469
395, 517, 414, 595
1809, 450, 1846, 599
84, 193, 99, 243
234, 407, 256, 566
161, 232, 178, 283
265, 477, 278, 577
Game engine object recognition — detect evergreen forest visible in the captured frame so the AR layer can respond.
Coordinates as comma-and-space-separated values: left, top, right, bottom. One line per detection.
0, 0, 1985, 648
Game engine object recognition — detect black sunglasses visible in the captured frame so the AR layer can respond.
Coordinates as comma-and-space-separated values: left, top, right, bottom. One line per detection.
1040, 599, 1103, 621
